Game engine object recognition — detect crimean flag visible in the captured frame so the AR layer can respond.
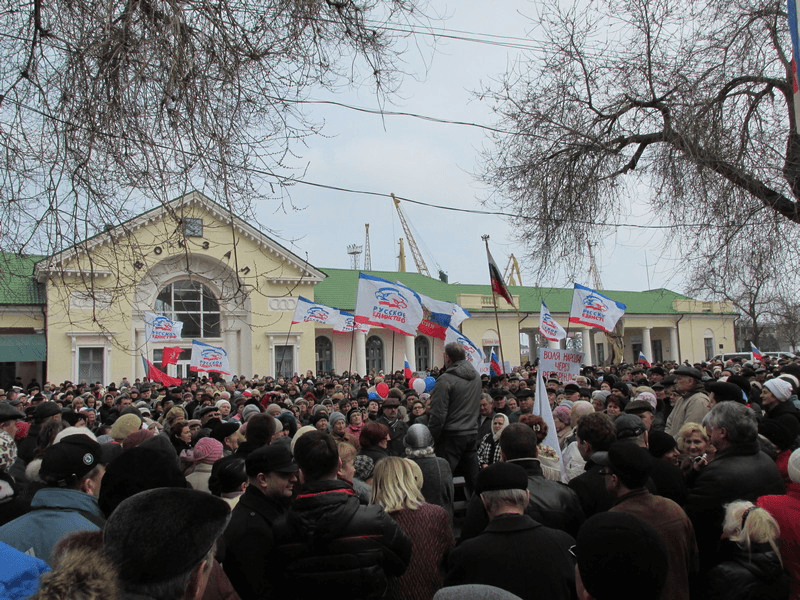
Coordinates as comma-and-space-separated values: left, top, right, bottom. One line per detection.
638, 351, 651, 368
486, 246, 514, 307
161, 346, 183, 369
751, 343, 764, 362
141, 356, 182, 387
404, 355, 413, 380
489, 349, 502, 376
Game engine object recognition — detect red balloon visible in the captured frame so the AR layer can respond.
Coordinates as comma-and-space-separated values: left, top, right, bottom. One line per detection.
376, 382, 389, 399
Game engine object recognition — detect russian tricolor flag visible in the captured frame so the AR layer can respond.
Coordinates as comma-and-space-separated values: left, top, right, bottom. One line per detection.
638, 351, 651, 368
404, 355, 413, 380
751, 343, 763, 362
489, 349, 502, 376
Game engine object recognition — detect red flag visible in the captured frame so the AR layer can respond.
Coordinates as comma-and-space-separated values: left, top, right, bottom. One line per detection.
161, 346, 183, 368
141, 355, 182, 387
486, 246, 514, 306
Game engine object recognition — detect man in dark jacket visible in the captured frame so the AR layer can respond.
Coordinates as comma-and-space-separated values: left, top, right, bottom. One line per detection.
222, 444, 299, 599
272, 431, 411, 600
429, 342, 482, 491
445, 462, 576, 600
568, 412, 617, 517
460, 423, 584, 540
685, 401, 785, 572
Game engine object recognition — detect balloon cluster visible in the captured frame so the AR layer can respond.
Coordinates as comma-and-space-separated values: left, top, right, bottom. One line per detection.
409, 377, 435, 394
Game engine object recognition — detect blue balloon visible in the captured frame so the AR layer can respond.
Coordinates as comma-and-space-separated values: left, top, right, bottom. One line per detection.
368, 391, 380, 400
424, 376, 436, 392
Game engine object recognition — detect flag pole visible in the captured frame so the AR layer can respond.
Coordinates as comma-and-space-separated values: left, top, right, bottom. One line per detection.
391, 331, 396, 378
482, 235, 507, 374
348, 327, 356, 376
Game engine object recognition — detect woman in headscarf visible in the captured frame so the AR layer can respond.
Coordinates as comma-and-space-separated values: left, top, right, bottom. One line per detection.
477, 412, 509, 469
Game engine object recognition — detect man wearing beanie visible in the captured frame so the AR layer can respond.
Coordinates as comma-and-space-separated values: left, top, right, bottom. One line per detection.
758, 447, 800, 600
0, 434, 106, 564
222, 444, 299, 600
762, 377, 800, 426
104, 488, 230, 600
444, 462, 576, 600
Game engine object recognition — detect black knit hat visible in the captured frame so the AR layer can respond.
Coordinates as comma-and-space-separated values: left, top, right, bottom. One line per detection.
98, 446, 188, 518
103, 488, 229, 584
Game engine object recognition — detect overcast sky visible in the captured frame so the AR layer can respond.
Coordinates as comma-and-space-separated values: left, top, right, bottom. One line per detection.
248, 1, 683, 294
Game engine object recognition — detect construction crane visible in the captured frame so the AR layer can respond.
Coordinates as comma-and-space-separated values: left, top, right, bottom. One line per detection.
363, 224, 372, 271
391, 193, 431, 277
503, 254, 523, 286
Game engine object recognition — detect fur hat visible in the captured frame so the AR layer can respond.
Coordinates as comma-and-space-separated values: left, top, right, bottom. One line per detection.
103, 488, 229, 585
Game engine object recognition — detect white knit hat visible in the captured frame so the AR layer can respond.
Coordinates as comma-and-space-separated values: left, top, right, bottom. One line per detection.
764, 378, 792, 403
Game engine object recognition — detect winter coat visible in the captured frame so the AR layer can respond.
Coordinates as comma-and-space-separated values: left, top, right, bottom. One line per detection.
445, 514, 575, 600
221, 486, 290, 600
685, 441, 785, 572
461, 458, 584, 541
705, 541, 790, 600
758, 482, 800, 600
272, 479, 412, 600
408, 455, 454, 521
665, 391, 709, 437
428, 360, 481, 441
0, 542, 50, 600
0, 487, 104, 565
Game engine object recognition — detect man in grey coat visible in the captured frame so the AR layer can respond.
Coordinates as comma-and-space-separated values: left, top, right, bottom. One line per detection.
429, 342, 482, 492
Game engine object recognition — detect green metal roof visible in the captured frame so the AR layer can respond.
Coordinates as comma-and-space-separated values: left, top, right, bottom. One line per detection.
314, 268, 709, 315
0, 254, 45, 305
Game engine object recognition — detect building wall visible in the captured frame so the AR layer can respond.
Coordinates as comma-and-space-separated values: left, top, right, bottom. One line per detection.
42, 196, 321, 383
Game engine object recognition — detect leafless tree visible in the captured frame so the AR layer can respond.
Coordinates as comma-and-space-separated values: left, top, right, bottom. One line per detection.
480, 0, 800, 284
0, 0, 429, 257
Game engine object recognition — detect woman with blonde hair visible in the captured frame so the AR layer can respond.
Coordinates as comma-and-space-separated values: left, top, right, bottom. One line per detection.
705, 500, 789, 600
371, 457, 454, 600
676, 422, 715, 477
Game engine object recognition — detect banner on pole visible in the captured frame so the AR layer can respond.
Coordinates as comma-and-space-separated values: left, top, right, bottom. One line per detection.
144, 312, 183, 342
189, 340, 231, 375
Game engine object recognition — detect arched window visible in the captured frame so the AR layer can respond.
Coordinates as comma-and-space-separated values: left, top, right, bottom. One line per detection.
155, 280, 221, 338
316, 336, 333, 375
366, 336, 384, 374
415, 336, 430, 372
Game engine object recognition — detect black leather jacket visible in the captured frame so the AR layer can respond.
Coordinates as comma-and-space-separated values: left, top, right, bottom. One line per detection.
272, 479, 412, 600
460, 458, 585, 541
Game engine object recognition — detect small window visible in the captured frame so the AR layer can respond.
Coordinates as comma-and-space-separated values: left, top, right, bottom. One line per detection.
316, 336, 333, 375
183, 218, 203, 237
79, 347, 104, 382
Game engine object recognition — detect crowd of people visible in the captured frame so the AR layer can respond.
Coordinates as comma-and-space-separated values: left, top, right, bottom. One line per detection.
0, 343, 798, 600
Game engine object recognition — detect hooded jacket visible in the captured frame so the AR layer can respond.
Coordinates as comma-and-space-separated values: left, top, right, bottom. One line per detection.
272, 479, 412, 600
428, 359, 482, 440
705, 540, 789, 600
